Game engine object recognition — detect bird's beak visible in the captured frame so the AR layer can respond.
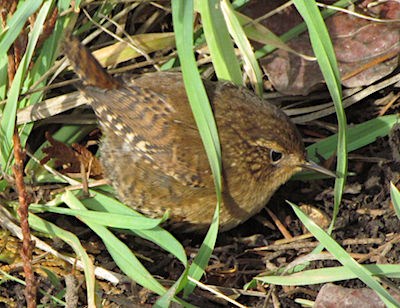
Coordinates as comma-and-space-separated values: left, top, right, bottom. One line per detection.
301, 160, 337, 178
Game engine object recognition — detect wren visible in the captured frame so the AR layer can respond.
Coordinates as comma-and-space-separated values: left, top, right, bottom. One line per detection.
63, 36, 333, 232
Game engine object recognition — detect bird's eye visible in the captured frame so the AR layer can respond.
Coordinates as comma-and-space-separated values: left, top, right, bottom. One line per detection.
270, 150, 283, 164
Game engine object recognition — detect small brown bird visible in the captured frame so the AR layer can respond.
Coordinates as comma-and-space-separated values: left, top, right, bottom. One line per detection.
63, 36, 333, 232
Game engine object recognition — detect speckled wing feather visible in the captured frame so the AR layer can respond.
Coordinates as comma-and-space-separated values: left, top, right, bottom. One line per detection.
83, 84, 211, 188
63, 36, 211, 188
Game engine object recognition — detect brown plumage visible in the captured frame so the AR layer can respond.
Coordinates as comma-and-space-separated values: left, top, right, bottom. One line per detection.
63, 36, 308, 232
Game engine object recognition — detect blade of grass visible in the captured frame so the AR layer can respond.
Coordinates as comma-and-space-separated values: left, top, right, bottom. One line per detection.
172, 1, 222, 183
196, 0, 242, 84
220, 0, 263, 95
29, 205, 167, 229
390, 182, 400, 220
62, 190, 193, 306
81, 190, 188, 265
186, 202, 220, 297
171, 0, 222, 297
0, 52, 7, 100
256, 264, 400, 285
17, 3, 75, 148
1, 2, 74, 174
155, 269, 194, 308
81, 190, 192, 306
0, 1, 52, 171
90, 33, 176, 67
61, 191, 167, 295
306, 114, 398, 162
292, 0, 346, 232
236, 11, 315, 61
28, 213, 96, 307
0, 1, 43, 57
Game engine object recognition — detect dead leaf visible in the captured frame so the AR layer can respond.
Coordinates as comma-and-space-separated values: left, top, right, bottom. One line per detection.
255, 2, 400, 95
41, 132, 102, 178
314, 283, 400, 308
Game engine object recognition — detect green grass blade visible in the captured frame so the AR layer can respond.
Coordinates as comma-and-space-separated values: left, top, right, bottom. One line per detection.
64, 190, 193, 306
83, 191, 188, 265
197, 0, 242, 84
172, 1, 222, 190
155, 268, 196, 308
172, 0, 222, 296
1, 2, 74, 173
81, 189, 195, 306
390, 182, 400, 220
256, 264, 400, 285
0, 52, 7, 100
28, 213, 96, 307
0, 1, 52, 171
30, 205, 167, 229
82, 190, 192, 306
185, 202, 220, 297
294, 114, 398, 181
220, 0, 263, 95
307, 114, 398, 161
292, 0, 346, 232
0, 1, 44, 57
236, 11, 315, 61
61, 191, 167, 296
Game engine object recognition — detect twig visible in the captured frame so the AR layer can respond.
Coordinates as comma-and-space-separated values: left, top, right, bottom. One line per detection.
266, 208, 293, 240
187, 276, 248, 308
12, 130, 37, 307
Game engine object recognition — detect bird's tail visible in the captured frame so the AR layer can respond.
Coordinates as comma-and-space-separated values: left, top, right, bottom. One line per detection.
62, 34, 120, 90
